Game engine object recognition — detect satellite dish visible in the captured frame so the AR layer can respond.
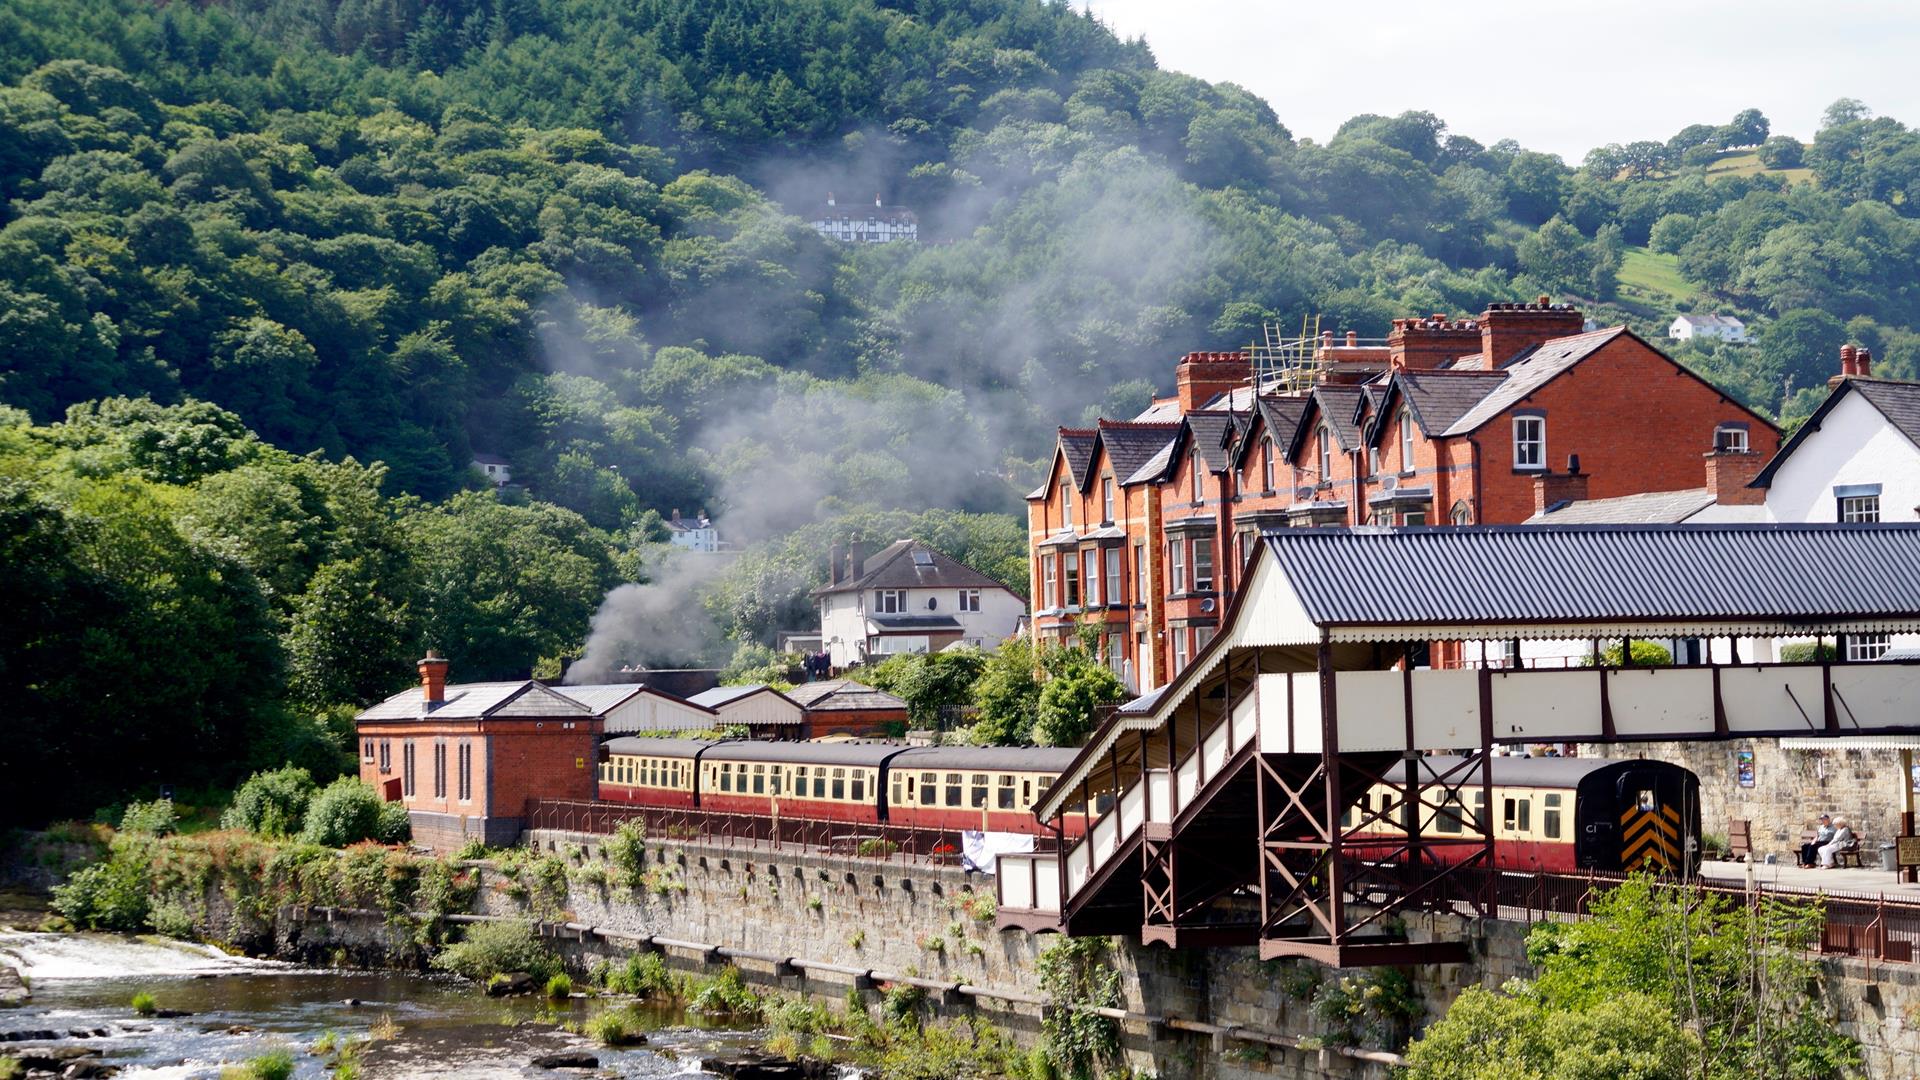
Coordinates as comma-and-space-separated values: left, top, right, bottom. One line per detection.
1200, 597, 1217, 614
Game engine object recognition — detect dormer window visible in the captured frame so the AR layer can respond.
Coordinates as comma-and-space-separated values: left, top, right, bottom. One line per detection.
1102, 477, 1115, 522
1512, 415, 1545, 471
1715, 424, 1748, 452
1191, 454, 1204, 502
1060, 479, 1073, 528
1262, 437, 1276, 491
1399, 407, 1415, 472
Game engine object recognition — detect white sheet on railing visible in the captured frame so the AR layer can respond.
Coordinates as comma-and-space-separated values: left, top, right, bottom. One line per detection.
961, 831, 1035, 874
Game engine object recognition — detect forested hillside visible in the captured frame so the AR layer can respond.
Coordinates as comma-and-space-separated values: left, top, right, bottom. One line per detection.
8, 0, 1920, 819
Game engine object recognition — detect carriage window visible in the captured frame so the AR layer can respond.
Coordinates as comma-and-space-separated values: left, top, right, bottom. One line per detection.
1022, 778, 1034, 806
998, 775, 1017, 810
1502, 797, 1531, 833
813, 769, 827, 799
1341, 805, 1355, 830
832, 768, 846, 801
851, 770, 865, 802
892, 777, 903, 805
923, 773, 938, 806
752, 764, 765, 795
946, 773, 964, 807
1471, 790, 1487, 831
904, 774, 916, 803
795, 767, 807, 797
971, 774, 989, 808
1544, 794, 1562, 839
719, 763, 732, 793
770, 768, 783, 796
1436, 792, 1463, 834
1636, 789, 1656, 811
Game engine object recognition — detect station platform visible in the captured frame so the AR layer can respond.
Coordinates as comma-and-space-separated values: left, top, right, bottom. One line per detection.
1699, 857, 1920, 900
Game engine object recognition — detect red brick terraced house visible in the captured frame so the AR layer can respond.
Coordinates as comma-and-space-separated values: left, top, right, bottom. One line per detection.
356, 652, 603, 850
1026, 298, 1781, 692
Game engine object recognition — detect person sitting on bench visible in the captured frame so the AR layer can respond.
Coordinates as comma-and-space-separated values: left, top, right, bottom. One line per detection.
1817, 817, 1855, 869
1800, 814, 1835, 867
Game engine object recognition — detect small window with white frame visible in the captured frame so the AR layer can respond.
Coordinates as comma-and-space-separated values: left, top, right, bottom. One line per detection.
1512, 415, 1545, 471
1102, 477, 1115, 522
958, 589, 981, 612
1847, 633, 1891, 661
1400, 407, 1415, 472
1059, 479, 1073, 528
876, 589, 908, 613
1715, 424, 1748, 452
1839, 494, 1881, 522
1262, 436, 1276, 491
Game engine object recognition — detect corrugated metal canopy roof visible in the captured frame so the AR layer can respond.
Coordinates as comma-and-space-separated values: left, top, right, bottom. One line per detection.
1262, 524, 1920, 630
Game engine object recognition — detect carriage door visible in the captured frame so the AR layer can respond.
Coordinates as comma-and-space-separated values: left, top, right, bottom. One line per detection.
1614, 769, 1686, 872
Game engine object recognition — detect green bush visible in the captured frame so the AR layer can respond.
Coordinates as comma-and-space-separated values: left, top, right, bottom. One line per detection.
150, 900, 197, 940
119, 799, 179, 836
219, 1048, 295, 1080
1584, 640, 1674, 667
221, 767, 317, 837
1780, 642, 1840, 663
1033, 662, 1125, 748
688, 966, 761, 1020
131, 991, 157, 1016
375, 800, 411, 844
53, 854, 151, 931
545, 973, 573, 1000
584, 1005, 649, 1046
299, 778, 384, 847
600, 953, 673, 997
430, 920, 560, 983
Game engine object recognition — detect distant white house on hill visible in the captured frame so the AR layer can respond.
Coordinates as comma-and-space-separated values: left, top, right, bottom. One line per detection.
665, 509, 723, 552
1668, 313, 1748, 343
472, 453, 512, 488
809, 193, 917, 244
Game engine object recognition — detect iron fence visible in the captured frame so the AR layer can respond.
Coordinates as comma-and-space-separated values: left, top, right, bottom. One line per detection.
524, 799, 1058, 868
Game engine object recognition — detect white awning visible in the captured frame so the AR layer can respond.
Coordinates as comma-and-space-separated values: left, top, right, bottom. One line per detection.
1779, 736, 1920, 751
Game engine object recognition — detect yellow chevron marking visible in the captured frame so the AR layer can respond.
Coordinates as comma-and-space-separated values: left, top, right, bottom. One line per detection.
1622, 814, 1678, 844
1622, 830, 1677, 868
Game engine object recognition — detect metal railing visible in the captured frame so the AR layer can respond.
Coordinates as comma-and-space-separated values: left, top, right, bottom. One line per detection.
524, 799, 1056, 867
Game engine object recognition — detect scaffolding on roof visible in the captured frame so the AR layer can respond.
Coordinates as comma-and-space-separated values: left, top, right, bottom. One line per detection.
1248, 315, 1323, 395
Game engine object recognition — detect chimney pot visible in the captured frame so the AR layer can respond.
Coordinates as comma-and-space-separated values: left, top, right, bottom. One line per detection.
1858, 347, 1873, 377
1840, 344, 1857, 376
1346, 331, 1358, 347
1537, 295, 1551, 306
1567, 453, 1581, 475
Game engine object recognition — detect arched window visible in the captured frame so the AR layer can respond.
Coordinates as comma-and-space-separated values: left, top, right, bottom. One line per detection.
1450, 500, 1472, 526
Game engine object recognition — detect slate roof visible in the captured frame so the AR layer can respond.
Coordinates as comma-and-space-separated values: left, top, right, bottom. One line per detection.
1060, 428, 1097, 488
811, 539, 1008, 596
1186, 413, 1237, 471
1390, 370, 1509, 438
551, 683, 711, 715
1096, 422, 1179, 484
1309, 385, 1366, 450
1132, 398, 1183, 422
1675, 314, 1746, 329
1261, 524, 1920, 627
1852, 380, 1920, 443
784, 680, 908, 712
357, 681, 591, 722
1124, 432, 1180, 485
689, 685, 785, 708
1752, 378, 1920, 488
1441, 327, 1623, 435
1526, 488, 1718, 525
868, 614, 964, 631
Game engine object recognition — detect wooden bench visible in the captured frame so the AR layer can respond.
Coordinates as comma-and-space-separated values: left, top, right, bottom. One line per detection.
1836, 836, 1865, 869
1728, 819, 1752, 863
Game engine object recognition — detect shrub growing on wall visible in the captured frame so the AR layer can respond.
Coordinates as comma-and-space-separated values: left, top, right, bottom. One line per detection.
222, 766, 318, 837
299, 778, 383, 847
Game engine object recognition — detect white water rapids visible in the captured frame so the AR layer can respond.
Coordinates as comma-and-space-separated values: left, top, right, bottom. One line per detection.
0, 929, 285, 980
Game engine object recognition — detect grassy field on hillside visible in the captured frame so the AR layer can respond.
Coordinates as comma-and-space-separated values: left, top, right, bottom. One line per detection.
1706, 150, 1815, 185
1618, 247, 1698, 307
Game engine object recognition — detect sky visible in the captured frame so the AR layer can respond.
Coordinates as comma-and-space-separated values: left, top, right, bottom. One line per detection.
1082, 0, 1920, 160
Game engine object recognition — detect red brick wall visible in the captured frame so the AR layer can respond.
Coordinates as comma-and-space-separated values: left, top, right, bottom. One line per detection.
482, 720, 600, 816
1470, 335, 1780, 524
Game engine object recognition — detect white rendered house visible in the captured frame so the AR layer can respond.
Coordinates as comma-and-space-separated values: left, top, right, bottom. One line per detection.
814, 539, 1027, 669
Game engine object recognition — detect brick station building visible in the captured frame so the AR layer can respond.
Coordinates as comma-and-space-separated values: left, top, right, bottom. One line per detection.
355, 652, 602, 850
1028, 298, 1780, 693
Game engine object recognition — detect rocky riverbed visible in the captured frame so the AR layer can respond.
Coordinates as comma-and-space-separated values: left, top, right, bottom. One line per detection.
0, 929, 825, 1079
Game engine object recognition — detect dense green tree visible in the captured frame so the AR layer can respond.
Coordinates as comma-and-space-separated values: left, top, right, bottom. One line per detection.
1033, 658, 1124, 747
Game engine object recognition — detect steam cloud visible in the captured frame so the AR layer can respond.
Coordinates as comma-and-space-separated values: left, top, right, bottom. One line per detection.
556, 130, 1222, 671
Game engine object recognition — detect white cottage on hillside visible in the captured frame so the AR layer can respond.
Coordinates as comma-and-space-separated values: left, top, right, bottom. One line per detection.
1668, 313, 1748, 343
812, 539, 1027, 669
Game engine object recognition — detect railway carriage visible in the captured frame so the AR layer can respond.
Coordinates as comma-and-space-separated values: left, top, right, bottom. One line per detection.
884, 746, 1082, 834
1343, 755, 1701, 874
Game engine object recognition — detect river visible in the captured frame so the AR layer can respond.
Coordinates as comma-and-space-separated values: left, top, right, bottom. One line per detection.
0, 930, 788, 1078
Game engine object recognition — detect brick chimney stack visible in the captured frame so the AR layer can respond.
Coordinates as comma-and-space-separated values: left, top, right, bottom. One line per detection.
1830, 344, 1875, 389
828, 543, 845, 585
1532, 454, 1590, 515
1480, 297, 1587, 367
1703, 448, 1767, 505
1388, 314, 1482, 371
419, 650, 449, 707
1174, 351, 1249, 413
847, 541, 866, 582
